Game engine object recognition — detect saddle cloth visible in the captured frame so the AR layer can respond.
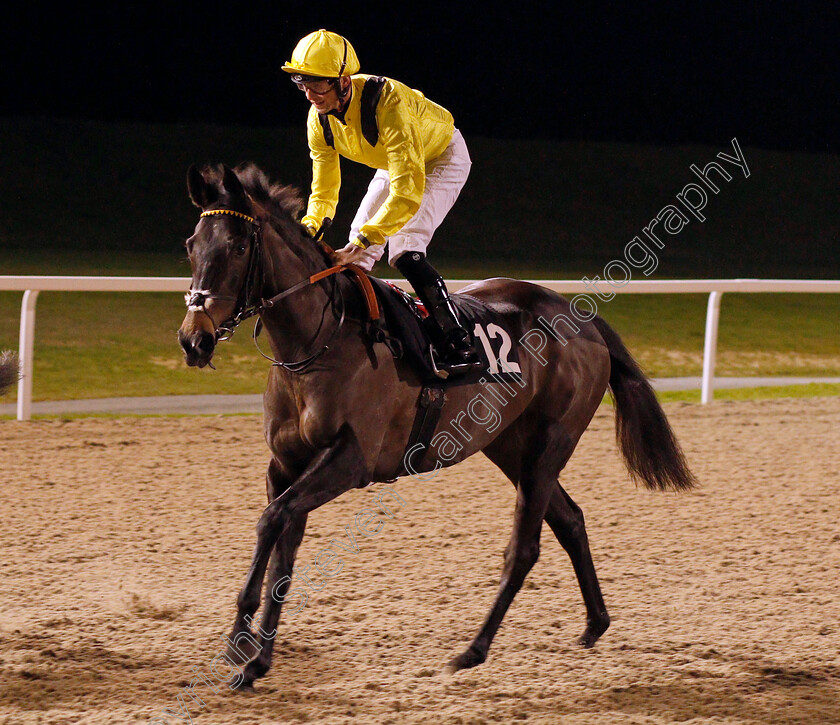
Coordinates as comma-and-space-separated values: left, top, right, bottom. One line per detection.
366, 277, 523, 387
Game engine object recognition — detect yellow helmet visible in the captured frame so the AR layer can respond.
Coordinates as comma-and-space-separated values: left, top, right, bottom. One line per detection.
282, 30, 360, 79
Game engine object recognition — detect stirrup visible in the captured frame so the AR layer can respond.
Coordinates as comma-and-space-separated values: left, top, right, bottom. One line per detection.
429, 344, 483, 379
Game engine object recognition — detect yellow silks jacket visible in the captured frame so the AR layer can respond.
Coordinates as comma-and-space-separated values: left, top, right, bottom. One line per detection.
301, 74, 455, 247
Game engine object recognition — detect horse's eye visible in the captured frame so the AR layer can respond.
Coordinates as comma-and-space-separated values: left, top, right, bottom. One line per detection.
235, 242, 248, 256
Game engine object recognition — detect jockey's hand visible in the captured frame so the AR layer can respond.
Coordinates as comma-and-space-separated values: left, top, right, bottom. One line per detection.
332, 241, 368, 268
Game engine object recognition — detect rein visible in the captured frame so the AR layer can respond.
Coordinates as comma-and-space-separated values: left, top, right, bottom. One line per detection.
185, 208, 348, 372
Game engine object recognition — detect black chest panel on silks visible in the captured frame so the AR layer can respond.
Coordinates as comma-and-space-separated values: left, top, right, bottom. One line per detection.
318, 76, 387, 149
368, 278, 524, 389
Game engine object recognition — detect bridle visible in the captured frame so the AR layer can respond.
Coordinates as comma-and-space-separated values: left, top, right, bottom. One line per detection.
185, 208, 347, 372
185, 209, 264, 339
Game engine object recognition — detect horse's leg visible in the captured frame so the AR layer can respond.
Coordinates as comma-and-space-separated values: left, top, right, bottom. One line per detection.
225, 459, 309, 680
483, 432, 611, 650
229, 425, 368, 687
544, 483, 610, 647
445, 421, 564, 674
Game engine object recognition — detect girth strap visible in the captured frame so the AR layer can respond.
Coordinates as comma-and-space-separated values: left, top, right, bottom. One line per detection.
395, 386, 446, 477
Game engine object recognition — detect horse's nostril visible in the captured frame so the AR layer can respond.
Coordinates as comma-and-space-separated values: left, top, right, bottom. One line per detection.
196, 332, 215, 354
179, 330, 215, 367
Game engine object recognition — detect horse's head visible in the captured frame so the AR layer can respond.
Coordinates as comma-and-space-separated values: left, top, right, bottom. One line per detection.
179, 163, 263, 368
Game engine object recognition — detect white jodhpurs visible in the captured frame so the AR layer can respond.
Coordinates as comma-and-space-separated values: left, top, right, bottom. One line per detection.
349, 128, 471, 272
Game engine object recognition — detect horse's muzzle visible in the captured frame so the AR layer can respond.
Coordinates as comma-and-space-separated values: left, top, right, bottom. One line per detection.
179, 329, 216, 368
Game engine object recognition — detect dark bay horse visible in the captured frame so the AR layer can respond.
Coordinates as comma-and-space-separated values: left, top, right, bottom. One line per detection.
178, 163, 696, 688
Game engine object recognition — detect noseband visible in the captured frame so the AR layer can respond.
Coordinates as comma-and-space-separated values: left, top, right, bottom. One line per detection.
185, 208, 347, 372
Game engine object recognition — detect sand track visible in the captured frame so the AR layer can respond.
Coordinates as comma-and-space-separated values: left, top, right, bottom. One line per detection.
1, 398, 839, 724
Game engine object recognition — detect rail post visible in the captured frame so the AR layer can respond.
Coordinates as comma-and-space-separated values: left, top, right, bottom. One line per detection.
17, 289, 40, 421
701, 291, 723, 404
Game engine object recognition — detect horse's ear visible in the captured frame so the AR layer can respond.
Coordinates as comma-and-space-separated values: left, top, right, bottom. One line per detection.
221, 164, 245, 198
187, 164, 218, 209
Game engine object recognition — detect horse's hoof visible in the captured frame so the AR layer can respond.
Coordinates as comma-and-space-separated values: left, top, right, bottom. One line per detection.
444, 647, 486, 675
241, 659, 269, 685
578, 613, 610, 648
228, 655, 269, 691
230, 675, 255, 692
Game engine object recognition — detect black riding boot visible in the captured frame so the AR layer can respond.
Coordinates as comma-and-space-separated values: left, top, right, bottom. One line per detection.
395, 252, 482, 376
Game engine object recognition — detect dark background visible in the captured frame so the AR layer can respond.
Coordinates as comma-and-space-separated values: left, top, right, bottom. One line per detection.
1, 2, 838, 276
4, 3, 838, 152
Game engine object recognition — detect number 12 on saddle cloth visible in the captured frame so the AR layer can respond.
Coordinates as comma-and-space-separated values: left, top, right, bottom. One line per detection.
371, 280, 523, 387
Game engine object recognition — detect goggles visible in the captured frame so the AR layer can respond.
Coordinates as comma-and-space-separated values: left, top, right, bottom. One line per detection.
290, 74, 336, 95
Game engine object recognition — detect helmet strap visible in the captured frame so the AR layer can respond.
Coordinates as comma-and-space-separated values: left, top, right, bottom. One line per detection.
335, 38, 351, 101
338, 37, 348, 78
334, 76, 352, 103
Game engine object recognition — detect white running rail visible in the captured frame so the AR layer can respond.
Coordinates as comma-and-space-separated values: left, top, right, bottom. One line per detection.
1, 276, 838, 420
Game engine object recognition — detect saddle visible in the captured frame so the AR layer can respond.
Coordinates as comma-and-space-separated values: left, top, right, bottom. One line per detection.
309, 250, 521, 387
315, 235, 511, 386
361, 277, 518, 387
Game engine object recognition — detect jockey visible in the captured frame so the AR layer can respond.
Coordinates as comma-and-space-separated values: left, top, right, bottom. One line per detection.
282, 29, 481, 375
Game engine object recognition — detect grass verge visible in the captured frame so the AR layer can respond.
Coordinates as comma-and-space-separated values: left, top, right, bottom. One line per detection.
1, 254, 838, 403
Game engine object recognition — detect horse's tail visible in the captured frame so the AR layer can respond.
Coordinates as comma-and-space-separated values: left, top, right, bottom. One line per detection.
592, 317, 696, 492
0, 351, 19, 396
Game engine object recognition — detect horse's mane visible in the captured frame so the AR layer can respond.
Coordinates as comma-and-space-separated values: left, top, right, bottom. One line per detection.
234, 163, 305, 223
229, 163, 333, 271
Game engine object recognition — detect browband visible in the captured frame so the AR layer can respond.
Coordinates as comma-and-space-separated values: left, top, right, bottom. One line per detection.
200, 209, 256, 224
